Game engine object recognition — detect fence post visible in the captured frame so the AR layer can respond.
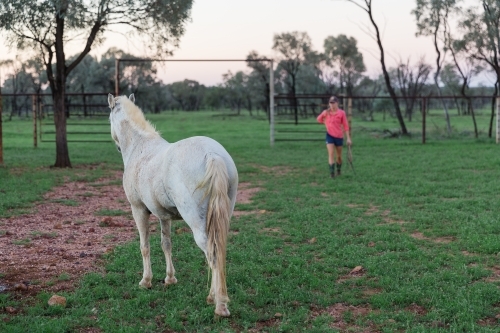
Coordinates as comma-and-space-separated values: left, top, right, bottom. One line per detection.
115, 58, 120, 97
496, 97, 500, 144
347, 97, 352, 137
270, 60, 275, 147
33, 95, 37, 148
422, 97, 426, 144
0, 87, 3, 165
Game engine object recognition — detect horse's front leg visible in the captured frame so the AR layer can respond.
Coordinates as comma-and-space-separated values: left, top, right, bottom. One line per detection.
131, 205, 152, 288
159, 217, 177, 285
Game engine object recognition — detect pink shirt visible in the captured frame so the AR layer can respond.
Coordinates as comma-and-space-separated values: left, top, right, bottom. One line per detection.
316, 109, 350, 138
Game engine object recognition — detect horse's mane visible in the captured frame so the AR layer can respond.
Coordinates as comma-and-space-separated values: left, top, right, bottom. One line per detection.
118, 96, 159, 136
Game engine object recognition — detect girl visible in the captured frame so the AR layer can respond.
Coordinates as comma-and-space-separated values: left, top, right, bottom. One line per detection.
317, 96, 352, 178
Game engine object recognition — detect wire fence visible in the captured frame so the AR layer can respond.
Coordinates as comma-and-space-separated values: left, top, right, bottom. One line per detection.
273, 94, 498, 143
1, 92, 498, 146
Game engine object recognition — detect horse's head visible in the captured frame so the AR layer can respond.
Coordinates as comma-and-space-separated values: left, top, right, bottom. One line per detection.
108, 94, 136, 152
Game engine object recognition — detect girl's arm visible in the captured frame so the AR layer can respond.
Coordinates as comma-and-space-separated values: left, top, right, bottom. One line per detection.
316, 111, 326, 123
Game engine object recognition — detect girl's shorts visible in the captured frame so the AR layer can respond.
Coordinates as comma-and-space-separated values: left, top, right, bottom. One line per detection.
326, 133, 343, 146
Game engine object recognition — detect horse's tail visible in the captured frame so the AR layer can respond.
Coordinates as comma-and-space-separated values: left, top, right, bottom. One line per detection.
198, 153, 231, 301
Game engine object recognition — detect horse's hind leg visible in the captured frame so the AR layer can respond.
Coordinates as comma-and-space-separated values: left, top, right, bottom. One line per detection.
131, 205, 152, 288
159, 217, 177, 285
191, 227, 230, 316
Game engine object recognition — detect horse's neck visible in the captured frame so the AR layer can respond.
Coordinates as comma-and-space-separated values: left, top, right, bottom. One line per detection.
120, 128, 165, 167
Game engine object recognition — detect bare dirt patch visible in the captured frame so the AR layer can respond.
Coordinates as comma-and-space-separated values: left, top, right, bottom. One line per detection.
484, 266, 500, 283
250, 164, 292, 177
410, 232, 455, 244
0, 171, 136, 297
232, 182, 263, 217
309, 303, 379, 332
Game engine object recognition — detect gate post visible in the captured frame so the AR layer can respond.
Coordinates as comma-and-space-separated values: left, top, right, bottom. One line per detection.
115, 58, 120, 97
33, 95, 37, 148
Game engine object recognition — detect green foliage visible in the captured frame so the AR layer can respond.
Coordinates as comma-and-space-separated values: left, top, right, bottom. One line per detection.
1, 112, 500, 332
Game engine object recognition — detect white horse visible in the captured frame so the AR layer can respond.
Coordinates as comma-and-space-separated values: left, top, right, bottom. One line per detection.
108, 94, 238, 317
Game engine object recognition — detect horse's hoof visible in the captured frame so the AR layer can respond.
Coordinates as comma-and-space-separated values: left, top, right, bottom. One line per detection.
215, 304, 230, 317
139, 280, 152, 289
164, 277, 177, 285
206, 295, 214, 304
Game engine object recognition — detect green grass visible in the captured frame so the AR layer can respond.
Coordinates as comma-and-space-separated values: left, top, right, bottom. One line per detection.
1, 110, 500, 332
94, 209, 129, 216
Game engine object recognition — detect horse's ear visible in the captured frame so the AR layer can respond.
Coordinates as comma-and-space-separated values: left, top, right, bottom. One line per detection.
129, 94, 135, 103
108, 94, 115, 109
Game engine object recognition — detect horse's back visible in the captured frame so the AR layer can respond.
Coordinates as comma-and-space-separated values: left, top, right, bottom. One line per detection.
143, 136, 237, 220
165, 136, 237, 178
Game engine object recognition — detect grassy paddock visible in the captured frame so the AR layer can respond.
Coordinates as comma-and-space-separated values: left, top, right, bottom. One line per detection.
1, 110, 500, 332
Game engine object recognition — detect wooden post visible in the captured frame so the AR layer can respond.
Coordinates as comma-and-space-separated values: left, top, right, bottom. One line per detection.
33, 95, 37, 148
270, 60, 275, 147
38, 94, 43, 142
496, 97, 500, 144
115, 58, 120, 97
0, 86, 3, 165
422, 97, 426, 144
347, 97, 352, 137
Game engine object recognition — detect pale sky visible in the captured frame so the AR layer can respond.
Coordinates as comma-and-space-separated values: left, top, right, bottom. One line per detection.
0, 0, 488, 87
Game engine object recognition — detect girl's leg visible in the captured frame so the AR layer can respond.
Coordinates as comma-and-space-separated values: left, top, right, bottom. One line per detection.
327, 144, 336, 177
327, 144, 335, 165
335, 145, 343, 175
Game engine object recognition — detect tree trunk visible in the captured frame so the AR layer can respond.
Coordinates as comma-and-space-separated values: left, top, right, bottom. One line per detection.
52, 1, 71, 168
365, 3, 407, 134
468, 98, 478, 138
53, 90, 71, 168
489, 80, 498, 138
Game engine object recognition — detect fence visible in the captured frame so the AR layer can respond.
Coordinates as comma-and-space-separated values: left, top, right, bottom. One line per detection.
272, 94, 500, 145
0, 92, 111, 146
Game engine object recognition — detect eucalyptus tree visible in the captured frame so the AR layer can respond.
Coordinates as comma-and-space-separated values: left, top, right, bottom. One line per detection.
390, 56, 432, 121
167, 79, 205, 111
222, 71, 250, 115
342, 0, 408, 135
0, 57, 38, 118
459, 0, 500, 137
0, 0, 193, 167
323, 34, 366, 96
447, 40, 484, 137
246, 51, 272, 115
413, 0, 459, 135
440, 63, 466, 114
273, 31, 319, 123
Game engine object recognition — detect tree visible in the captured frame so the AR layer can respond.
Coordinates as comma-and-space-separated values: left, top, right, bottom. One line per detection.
0, 0, 193, 167
0, 56, 41, 119
273, 31, 318, 124
167, 80, 205, 111
323, 34, 366, 96
342, 0, 408, 135
459, 0, 500, 137
440, 63, 465, 114
222, 71, 249, 115
448, 39, 483, 137
413, 0, 459, 135
246, 51, 271, 116
390, 56, 432, 121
